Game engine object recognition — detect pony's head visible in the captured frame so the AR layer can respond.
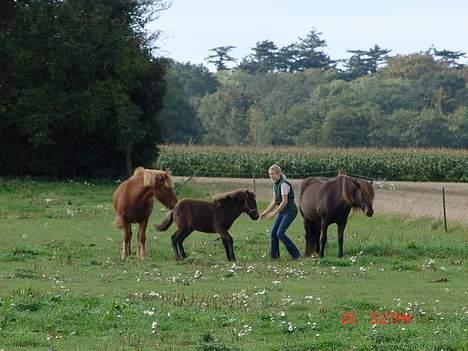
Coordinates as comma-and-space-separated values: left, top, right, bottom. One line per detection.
341, 175, 374, 217
214, 189, 260, 220
135, 167, 177, 209
242, 189, 260, 220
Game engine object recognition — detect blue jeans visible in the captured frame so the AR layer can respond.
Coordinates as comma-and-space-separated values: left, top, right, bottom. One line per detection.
271, 210, 300, 259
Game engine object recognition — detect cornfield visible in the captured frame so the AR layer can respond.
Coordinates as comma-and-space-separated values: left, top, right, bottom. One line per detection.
155, 145, 468, 181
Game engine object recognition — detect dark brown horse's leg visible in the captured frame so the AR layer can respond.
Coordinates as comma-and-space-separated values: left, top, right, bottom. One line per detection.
319, 220, 328, 258
177, 229, 193, 259
122, 221, 132, 259
304, 218, 314, 257
137, 218, 149, 259
337, 220, 347, 258
314, 222, 321, 255
219, 231, 235, 261
171, 231, 182, 260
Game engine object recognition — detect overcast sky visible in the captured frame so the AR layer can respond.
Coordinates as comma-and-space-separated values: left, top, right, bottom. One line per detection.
151, 0, 468, 69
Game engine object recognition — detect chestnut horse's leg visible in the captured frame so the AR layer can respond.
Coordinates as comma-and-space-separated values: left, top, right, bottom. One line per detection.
122, 221, 132, 259
337, 220, 347, 258
137, 218, 149, 259
319, 220, 328, 258
219, 231, 235, 261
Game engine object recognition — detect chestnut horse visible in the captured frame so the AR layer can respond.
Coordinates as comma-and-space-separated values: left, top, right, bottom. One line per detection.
154, 189, 259, 261
113, 167, 177, 259
299, 175, 374, 258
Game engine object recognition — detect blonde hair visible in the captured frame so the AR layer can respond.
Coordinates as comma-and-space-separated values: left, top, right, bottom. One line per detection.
268, 164, 288, 179
268, 164, 282, 174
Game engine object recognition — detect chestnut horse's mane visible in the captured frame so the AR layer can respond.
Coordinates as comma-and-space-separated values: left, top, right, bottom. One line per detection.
133, 167, 173, 188
339, 175, 374, 207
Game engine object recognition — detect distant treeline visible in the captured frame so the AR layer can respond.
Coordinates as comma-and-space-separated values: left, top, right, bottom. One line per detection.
160, 30, 468, 149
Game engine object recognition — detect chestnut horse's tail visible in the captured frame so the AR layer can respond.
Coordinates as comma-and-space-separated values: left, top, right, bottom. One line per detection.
154, 210, 173, 231
113, 216, 123, 228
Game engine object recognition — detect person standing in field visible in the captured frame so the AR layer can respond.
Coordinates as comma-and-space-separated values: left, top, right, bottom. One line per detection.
259, 164, 301, 260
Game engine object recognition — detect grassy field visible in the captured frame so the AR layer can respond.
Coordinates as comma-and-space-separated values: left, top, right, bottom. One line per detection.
0, 179, 467, 351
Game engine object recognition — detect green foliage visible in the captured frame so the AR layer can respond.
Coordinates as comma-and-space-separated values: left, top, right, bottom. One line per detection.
157, 145, 468, 181
205, 45, 237, 71
0, 0, 168, 177
188, 54, 467, 147
159, 60, 218, 143
344, 45, 391, 78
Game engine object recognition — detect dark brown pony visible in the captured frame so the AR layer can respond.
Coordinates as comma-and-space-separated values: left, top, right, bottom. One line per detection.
113, 167, 177, 259
299, 175, 374, 258
154, 189, 259, 261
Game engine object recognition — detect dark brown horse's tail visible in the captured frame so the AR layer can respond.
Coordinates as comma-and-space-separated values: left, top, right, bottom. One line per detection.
154, 211, 173, 231
113, 216, 123, 228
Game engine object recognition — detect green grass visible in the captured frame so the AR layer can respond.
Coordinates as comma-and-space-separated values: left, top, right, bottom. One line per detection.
0, 178, 467, 350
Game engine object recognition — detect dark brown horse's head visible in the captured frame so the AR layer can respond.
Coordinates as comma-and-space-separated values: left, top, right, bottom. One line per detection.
242, 190, 260, 220
341, 176, 374, 217
214, 189, 260, 220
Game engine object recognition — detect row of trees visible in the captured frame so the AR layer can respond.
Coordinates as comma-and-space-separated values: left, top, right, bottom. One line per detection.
204, 30, 465, 79
0, 0, 169, 177
158, 30, 468, 147
160, 49, 468, 147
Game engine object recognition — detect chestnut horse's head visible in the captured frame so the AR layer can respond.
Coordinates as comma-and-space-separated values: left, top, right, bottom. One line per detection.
137, 167, 177, 209
341, 176, 374, 217
154, 172, 177, 210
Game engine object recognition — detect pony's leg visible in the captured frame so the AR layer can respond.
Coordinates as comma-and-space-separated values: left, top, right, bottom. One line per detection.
304, 218, 314, 257
177, 229, 193, 259
219, 231, 235, 261
337, 220, 348, 258
314, 222, 321, 255
171, 231, 182, 260
137, 218, 149, 259
121, 221, 132, 259
319, 220, 328, 258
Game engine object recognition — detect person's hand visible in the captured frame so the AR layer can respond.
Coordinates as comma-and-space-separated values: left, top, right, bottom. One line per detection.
258, 213, 265, 220
266, 212, 276, 219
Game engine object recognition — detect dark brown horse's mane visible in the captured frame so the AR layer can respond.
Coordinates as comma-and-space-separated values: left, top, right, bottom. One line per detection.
213, 189, 254, 205
340, 175, 374, 207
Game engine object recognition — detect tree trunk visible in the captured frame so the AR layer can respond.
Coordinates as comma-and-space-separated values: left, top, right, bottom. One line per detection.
125, 144, 132, 176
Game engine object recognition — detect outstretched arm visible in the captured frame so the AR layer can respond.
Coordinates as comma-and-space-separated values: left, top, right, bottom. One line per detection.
259, 195, 276, 220
268, 195, 288, 218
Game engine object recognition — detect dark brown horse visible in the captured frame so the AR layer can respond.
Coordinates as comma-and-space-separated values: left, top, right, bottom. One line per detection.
113, 167, 177, 259
154, 189, 260, 261
299, 175, 374, 258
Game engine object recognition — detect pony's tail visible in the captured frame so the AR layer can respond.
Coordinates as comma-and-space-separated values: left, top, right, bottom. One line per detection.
154, 211, 173, 231
113, 216, 123, 228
